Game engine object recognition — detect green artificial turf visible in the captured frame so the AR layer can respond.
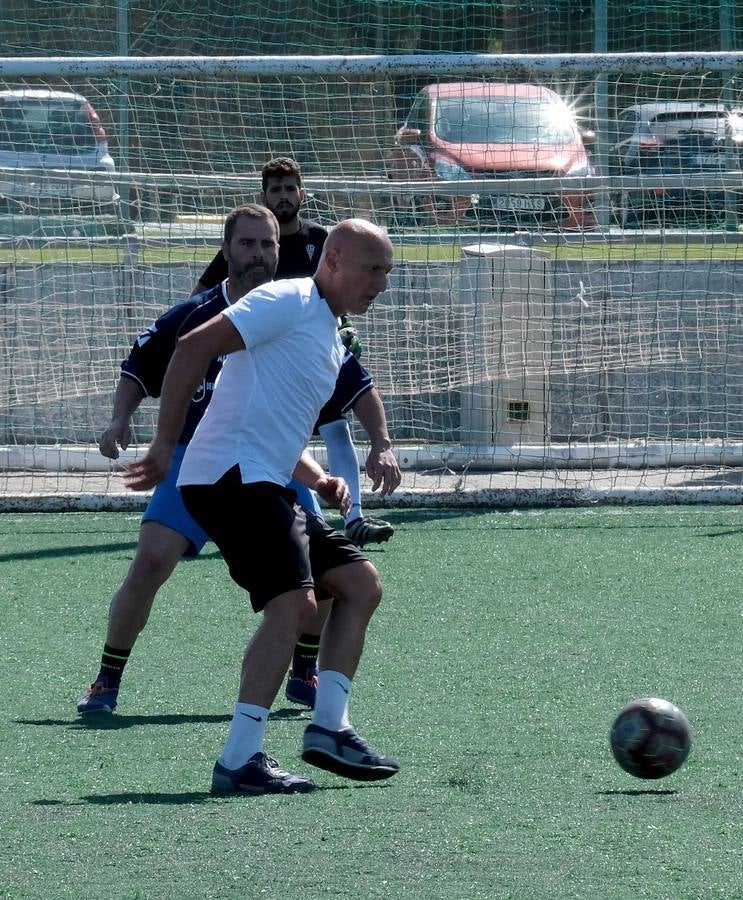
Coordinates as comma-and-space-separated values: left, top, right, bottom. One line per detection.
1, 507, 742, 899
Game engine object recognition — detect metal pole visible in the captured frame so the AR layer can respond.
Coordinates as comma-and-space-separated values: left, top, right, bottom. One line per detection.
720, 0, 738, 231
116, 0, 131, 221
593, 0, 611, 229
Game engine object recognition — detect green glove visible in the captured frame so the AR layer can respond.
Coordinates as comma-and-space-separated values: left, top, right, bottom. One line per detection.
338, 315, 363, 360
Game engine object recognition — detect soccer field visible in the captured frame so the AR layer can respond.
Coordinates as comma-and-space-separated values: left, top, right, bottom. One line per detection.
1, 506, 742, 899
2, 236, 743, 268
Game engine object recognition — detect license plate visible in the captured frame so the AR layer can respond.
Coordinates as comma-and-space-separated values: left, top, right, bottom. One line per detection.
31, 181, 71, 197
695, 154, 724, 167
492, 194, 546, 212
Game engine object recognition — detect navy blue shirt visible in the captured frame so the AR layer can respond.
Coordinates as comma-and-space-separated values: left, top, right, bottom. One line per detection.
121, 283, 229, 446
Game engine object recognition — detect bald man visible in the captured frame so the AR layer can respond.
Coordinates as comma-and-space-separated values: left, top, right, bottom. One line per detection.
126, 220, 400, 795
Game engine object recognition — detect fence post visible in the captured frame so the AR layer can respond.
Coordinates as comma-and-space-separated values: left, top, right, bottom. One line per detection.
720, 0, 739, 231
593, 0, 611, 230
116, 0, 131, 222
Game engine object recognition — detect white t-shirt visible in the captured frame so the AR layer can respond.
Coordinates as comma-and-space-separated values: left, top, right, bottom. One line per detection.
177, 277, 343, 487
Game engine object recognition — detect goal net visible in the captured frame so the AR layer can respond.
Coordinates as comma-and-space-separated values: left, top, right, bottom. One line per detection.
2, 52, 743, 509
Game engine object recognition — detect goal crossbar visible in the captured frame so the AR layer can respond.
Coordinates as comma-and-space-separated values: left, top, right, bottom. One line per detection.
2, 52, 743, 79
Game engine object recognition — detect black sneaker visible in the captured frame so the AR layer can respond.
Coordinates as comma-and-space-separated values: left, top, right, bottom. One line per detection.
345, 516, 394, 548
302, 724, 400, 782
211, 752, 315, 795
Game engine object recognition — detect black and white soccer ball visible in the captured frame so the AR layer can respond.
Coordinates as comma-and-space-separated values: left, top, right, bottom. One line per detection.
609, 697, 691, 779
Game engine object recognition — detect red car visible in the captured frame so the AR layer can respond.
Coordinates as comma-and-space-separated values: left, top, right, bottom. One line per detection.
387, 82, 595, 229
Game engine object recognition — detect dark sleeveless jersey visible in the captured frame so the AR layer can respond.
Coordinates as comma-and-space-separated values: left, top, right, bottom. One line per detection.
198, 218, 328, 287
121, 283, 229, 446
315, 352, 373, 430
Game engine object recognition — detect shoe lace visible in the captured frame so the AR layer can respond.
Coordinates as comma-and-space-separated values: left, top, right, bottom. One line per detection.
289, 670, 318, 687
344, 729, 373, 754
366, 517, 392, 531
262, 755, 290, 777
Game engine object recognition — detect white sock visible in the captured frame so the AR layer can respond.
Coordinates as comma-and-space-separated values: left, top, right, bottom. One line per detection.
218, 702, 269, 770
312, 670, 352, 731
319, 419, 362, 526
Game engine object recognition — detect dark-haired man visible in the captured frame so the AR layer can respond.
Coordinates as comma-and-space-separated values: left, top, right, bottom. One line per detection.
193, 157, 396, 550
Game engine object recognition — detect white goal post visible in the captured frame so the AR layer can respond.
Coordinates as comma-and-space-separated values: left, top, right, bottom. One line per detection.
2, 52, 743, 510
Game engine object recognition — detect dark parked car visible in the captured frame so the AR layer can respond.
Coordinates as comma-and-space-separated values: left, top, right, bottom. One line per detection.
612, 101, 743, 225
387, 82, 596, 230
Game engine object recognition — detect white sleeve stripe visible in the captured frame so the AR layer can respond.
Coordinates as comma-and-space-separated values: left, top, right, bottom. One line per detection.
121, 371, 149, 397
340, 381, 373, 414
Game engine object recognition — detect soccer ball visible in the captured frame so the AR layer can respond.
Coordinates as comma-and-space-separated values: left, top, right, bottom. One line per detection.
609, 697, 691, 779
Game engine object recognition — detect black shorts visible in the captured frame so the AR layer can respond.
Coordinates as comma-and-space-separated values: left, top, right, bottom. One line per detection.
180, 466, 367, 612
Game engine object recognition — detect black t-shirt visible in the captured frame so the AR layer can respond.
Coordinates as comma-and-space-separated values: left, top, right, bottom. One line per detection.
198, 218, 328, 287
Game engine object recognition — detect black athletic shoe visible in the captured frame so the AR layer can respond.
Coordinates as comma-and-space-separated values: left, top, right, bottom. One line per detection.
302, 724, 400, 781
210, 752, 315, 795
345, 516, 394, 548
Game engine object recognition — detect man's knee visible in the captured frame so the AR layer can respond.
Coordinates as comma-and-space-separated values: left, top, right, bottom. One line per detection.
127, 524, 189, 590
126, 545, 180, 590
264, 589, 318, 635
359, 569, 383, 614
326, 562, 382, 615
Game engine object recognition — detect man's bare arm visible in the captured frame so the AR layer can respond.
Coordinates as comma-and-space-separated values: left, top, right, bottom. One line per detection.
292, 451, 351, 518
99, 377, 146, 459
352, 387, 401, 496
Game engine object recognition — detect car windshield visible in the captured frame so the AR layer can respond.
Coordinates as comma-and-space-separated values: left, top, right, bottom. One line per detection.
434, 96, 577, 145
0, 98, 97, 153
649, 111, 743, 141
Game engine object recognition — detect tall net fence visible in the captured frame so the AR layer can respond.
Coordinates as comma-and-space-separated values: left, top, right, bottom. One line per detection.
2, 47, 743, 508
1, 59, 742, 218
2, 1, 741, 56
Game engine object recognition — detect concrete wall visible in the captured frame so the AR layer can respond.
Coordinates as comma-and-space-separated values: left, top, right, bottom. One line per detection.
549, 258, 743, 441
2, 252, 743, 447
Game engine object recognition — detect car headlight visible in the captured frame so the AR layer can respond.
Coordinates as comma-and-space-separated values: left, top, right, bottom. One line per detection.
434, 157, 470, 180
565, 159, 593, 177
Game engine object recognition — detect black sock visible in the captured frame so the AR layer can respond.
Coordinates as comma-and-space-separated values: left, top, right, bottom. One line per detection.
291, 633, 320, 680
96, 643, 131, 688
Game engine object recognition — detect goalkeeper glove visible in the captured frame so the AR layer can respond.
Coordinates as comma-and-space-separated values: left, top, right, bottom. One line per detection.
338, 315, 363, 360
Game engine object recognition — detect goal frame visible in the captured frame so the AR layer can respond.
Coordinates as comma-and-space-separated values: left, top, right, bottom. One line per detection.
3, 51, 743, 510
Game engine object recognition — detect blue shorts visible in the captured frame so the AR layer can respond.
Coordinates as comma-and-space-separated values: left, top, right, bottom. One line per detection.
288, 479, 323, 519
142, 445, 325, 559
142, 444, 210, 559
